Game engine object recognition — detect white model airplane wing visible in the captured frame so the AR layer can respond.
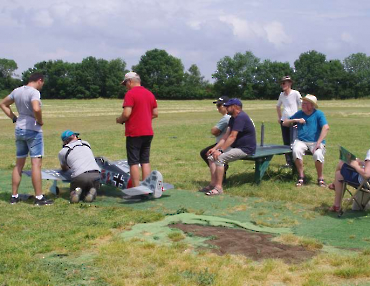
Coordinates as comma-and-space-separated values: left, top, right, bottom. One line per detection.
23, 169, 72, 181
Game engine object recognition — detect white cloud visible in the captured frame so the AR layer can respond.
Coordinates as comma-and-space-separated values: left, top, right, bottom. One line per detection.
32, 9, 54, 27
0, 0, 370, 80
219, 15, 291, 48
45, 48, 73, 60
264, 21, 292, 47
341, 32, 354, 43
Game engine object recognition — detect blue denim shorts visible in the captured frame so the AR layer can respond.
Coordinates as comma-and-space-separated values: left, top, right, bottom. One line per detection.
15, 128, 44, 158
340, 163, 360, 187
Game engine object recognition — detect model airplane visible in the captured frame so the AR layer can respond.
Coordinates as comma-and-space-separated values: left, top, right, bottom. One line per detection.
23, 157, 174, 199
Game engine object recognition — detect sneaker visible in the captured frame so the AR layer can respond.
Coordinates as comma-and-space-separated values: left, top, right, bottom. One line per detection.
10, 196, 20, 204
84, 188, 97, 203
34, 195, 54, 206
70, 187, 82, 203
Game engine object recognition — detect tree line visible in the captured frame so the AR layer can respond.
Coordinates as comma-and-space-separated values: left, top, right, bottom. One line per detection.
1, 49, 370, 100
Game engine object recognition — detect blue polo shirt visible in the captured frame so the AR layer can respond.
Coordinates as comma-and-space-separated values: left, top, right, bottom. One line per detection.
290, 109, 328, 143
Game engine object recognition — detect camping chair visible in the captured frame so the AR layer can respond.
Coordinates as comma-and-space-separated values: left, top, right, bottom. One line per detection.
338, 178, 370, 217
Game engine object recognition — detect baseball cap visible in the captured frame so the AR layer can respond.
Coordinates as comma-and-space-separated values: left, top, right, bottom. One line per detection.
121, 71, 140, 85
223, 98, 242, 107
213, 95, 230, 105
61, 130, 80, 142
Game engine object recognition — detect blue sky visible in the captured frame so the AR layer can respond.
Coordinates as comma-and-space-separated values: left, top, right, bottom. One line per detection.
1, 0, 369, 80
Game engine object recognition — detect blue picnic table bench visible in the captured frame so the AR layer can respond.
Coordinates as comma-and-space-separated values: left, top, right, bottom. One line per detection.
241, 144, 292, 184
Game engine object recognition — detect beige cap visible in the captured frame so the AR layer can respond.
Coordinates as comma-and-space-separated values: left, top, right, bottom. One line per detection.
302, 94, 318, 108
121, 71, 140, 85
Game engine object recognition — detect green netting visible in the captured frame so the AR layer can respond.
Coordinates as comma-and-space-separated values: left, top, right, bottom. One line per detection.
120, 212, 291, 247
2, 169, 370, 249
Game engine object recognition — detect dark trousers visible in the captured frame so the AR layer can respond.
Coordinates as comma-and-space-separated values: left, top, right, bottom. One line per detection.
70, 172, 100, 197
200, 144, 216, 166
200, 144, 229, 181
280, 121, 297, 165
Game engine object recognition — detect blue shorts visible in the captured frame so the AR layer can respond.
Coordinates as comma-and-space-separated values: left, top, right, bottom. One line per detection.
340, 163, 360, 187
15, 128, 44, 158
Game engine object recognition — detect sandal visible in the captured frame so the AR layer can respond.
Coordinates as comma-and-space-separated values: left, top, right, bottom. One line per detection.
199, 185, 214, 193
328, 205, 341, 213
318, 179, 327, 187
205, 188, 223, 196
296, 177, 304, 187
328, 182, 335, 190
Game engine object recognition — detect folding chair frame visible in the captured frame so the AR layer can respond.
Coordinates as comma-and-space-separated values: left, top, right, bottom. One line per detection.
338, 179, 370, 217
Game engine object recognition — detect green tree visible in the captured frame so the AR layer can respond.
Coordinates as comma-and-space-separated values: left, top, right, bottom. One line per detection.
0, 58, 21, 96
104, 58, 127, 99
343, 53, 370, 98
212, 51, 260, 99
22, 60, 74, 99
182, 64, 211, 99
23, 57, 127, 99
252, 60, 293, 99
133, 49, 185, 99
294, 50, 327, 96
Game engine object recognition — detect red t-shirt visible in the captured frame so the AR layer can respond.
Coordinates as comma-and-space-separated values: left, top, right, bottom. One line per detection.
123, 86, 157, 137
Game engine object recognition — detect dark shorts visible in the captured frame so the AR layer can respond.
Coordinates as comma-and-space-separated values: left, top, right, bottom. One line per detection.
70, 171, 101, 195
340, 163, 360, 187
126, 136, 153, 166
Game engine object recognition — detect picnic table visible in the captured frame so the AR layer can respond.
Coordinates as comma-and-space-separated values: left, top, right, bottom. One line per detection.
242, 144, 292, 184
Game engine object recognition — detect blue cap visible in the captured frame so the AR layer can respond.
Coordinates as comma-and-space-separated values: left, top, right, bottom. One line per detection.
223, 98, 242, 107
61, 130, 79, 142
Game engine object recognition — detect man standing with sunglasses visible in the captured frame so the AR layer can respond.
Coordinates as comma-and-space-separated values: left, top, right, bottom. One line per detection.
116, 72, 158, 187
276, 76, 302, 166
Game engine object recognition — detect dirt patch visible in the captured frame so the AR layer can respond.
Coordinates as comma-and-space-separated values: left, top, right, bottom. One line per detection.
171, 224, 317, 263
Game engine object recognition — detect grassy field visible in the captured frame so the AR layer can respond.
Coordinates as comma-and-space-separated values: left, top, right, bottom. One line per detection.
1, 98, 370, 285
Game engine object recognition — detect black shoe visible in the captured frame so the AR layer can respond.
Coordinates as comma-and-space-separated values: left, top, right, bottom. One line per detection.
10, 196, 20, 204
70, 187, 82, 203
84, 188, 97, 203
34, 195, 54, 206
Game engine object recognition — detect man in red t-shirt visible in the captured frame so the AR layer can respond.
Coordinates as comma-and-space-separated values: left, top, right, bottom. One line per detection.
116, 72, 158, 187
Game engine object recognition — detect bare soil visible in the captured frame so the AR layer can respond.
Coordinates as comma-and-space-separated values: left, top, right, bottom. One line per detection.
171, 224, 317, 263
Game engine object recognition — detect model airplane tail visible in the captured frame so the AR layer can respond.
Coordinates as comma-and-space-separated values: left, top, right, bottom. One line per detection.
121, 170, 164, 198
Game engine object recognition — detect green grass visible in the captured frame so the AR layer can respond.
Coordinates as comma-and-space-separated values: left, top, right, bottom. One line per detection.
1, 98, 370, 285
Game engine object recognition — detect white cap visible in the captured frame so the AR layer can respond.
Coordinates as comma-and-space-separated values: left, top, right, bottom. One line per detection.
302, 94, 318, 108
121, 71, 140, 85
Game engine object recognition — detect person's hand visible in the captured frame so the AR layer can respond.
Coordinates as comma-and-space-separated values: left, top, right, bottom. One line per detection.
116, 117, 124, 124
295, 118, 306, 124
313, 143, 321, 153
37, 121, 43, 126
277, 119, 281, 124
213, 150, 222, 160
207, 148, 215, 156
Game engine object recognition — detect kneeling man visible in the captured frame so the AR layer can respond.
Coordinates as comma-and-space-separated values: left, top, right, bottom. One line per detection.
283, 95, 329, 187
202, 98, 256, 195
59, 130, 101, 203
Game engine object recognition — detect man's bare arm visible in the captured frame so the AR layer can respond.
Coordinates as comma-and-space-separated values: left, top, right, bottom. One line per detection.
152, 107, 158, 119
116, 106, 132, 124
0, 96, 17, 122
31, 100, 43, 126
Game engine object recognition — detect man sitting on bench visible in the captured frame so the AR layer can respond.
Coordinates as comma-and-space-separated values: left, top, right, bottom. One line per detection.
283, 94, 329, 187
201, 98, 256, 196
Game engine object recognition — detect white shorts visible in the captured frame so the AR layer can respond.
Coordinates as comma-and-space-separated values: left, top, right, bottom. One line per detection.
292, 140, 326, 163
